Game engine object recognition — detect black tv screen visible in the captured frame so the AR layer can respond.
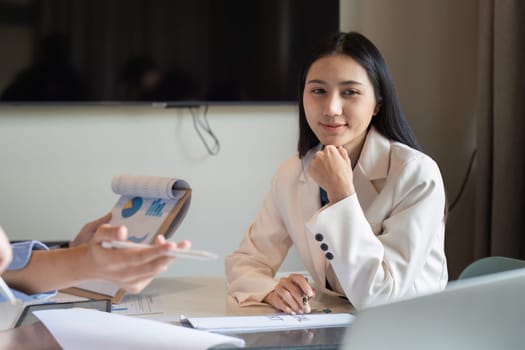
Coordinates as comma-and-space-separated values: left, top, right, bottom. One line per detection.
0, 0, 339, 105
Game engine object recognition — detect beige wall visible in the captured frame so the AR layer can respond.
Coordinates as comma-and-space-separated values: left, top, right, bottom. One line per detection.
0, 105, 301, 277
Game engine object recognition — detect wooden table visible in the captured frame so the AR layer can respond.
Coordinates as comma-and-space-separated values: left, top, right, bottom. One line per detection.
0, 276, 354, 349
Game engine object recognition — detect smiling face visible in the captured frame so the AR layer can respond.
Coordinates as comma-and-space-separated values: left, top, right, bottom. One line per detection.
302, 54, 378, 159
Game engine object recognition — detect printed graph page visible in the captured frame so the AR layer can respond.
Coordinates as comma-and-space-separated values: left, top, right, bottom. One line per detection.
73, 196, 180, 297
112, 294, 164, 317
72, 175, 190, 299
110, 196, 179, 244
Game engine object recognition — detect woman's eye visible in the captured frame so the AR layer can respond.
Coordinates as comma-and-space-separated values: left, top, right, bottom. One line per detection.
342, 90, 358, 96
310, 88, 325, 94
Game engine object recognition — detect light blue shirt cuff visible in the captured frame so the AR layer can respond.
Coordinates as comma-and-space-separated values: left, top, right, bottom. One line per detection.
8, 240, 49, 270
2, 240, 57, 302
9, 288, 57, 302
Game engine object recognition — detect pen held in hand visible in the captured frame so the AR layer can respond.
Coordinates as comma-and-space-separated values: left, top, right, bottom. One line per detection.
302, 295, 312, 313
301, 274, 314, 313
101, 240, 218, 260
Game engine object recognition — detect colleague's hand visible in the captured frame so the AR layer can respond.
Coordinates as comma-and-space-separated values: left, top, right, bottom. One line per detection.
263, 273, 315, 315
69, 212, 112, 248
0, 226, 13, 274
308, 145, 355, 203
82, 224, 191, 293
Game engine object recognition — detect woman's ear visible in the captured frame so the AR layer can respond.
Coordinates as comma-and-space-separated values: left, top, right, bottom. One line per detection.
373, 103, 381, 116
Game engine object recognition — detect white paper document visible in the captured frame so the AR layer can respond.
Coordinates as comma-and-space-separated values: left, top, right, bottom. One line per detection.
34, 308, 245, 350
183, 312, 355, 333
111, 294, 164, 317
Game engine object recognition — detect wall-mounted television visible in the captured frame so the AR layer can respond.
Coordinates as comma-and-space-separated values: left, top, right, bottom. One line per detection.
0, 0, 339, 106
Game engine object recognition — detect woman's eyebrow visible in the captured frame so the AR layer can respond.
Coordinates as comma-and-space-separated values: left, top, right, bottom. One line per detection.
306, 79, 326, 85
305, 79, 364, 86
339, 80, 364, 86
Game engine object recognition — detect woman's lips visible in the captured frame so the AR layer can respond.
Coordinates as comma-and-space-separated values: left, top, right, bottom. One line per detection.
320, 122, 346, 133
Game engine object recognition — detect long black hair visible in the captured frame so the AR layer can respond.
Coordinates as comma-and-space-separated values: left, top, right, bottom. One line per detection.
297, 31, 420, 157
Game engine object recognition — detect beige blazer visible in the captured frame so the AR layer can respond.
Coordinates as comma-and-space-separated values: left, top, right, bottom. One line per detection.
225, 127, 448, 309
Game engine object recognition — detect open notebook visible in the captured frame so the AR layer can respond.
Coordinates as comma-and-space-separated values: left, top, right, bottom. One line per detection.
62, 175, 191, 303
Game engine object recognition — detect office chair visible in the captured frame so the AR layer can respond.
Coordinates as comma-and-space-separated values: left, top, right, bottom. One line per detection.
458, 256, 525, 280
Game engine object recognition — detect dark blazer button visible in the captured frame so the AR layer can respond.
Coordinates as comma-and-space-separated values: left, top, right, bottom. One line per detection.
315, 233, 324, 241
325, 252, 334, 260
320, 243, 328, 251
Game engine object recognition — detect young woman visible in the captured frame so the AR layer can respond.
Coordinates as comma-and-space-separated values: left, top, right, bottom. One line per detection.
0, 213, 190, 302
225, 31, 447, 314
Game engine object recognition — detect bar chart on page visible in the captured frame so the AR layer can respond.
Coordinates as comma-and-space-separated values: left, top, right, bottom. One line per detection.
146, 198, 167, 217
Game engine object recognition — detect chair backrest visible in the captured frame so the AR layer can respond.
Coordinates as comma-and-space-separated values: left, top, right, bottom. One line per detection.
458, 256, 525, 279
341, 268, 525, 350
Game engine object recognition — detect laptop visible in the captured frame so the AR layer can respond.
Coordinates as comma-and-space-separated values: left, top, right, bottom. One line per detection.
342, 268, 525, 349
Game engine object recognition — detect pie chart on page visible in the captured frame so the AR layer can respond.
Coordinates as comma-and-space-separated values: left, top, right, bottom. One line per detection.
121, 197, 143, 218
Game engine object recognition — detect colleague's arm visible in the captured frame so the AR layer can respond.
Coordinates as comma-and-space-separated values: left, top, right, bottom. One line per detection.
3, 224, 190, 295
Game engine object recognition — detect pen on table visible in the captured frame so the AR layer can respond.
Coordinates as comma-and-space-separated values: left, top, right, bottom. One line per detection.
0, 276, 17, 305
